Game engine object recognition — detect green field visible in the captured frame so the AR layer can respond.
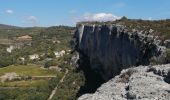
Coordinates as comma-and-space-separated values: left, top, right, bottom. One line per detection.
0, 80, 48, 87
0, 64, 58, 76
0, 64, 62, 87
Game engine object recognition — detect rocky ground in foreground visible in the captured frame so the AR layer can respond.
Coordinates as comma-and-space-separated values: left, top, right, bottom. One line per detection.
78, 64, 170, 100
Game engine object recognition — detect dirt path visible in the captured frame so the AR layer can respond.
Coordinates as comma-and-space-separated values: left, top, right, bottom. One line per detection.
47, 69, 68, 100
32, 76, 56, 78
31, 76, 56, 80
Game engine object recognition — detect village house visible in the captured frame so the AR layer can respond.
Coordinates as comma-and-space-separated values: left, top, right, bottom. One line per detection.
54, 50, 66, 58
29, 54, 39, 60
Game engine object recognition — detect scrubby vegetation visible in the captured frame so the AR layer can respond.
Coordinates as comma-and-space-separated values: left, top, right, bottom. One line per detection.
0, 26, 74, 68
0, 53, 85, 100
51, 53, 85, 100
0, 76, 62, 100
118, 68, 138, 83
1, 18, 170, 99
79, 17, 170, 39
0, 64, 57, 76
0, 25, 85, 100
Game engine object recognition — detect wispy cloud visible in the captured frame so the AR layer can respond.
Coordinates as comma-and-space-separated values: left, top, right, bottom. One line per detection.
79, 13, 121, 22
22, 15, 38, 26
5, 9, 14, 14
27, 16, 37, 23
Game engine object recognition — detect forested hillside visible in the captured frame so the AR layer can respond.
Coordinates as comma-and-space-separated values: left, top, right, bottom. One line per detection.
0, 25, 85, 100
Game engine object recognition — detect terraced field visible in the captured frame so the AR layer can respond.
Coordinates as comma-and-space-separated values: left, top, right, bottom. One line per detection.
0, 64, 58, 76
0, 64, 64, 99
0, 64, 62, 87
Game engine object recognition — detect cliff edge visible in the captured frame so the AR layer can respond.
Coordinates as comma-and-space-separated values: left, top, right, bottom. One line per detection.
78, 64, 170, 100
74, 24, 166, 81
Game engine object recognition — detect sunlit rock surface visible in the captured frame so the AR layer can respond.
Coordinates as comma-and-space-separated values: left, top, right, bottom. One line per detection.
78, 64, 170, 100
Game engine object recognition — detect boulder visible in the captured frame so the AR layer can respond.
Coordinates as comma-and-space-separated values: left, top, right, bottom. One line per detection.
164, 39, 170, 48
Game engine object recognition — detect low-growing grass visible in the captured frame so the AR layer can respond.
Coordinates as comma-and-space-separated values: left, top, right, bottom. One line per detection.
0, 64, 57, 76
0, 80, 48, 87
0, 86, 50, 100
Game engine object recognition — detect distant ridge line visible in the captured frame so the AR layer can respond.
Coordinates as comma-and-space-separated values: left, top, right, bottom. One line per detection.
0, 24, 21, 29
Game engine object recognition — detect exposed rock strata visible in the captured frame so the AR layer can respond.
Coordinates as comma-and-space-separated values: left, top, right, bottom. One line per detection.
74, 24, 166, 81
78, 64, 170, 100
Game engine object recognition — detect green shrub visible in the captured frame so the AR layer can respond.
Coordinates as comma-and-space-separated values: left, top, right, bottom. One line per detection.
166, 49, 170, 62
118, 68, 138, 83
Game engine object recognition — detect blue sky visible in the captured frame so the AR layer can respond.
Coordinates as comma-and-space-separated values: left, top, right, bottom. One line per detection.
0, 0, 170, 27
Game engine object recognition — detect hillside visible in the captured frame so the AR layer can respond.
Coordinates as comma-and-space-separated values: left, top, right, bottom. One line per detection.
0, 19, 170, 100
0, 25, 85, 100
0, 24, 21, 29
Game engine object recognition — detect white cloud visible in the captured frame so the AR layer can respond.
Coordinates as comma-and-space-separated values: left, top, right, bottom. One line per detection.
81, 13, 121, 22
27, 16, 37, 22
22, 16, 38, 26
5, 9, 13, 14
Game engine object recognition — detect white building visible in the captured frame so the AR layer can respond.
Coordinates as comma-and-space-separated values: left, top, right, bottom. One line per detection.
54, 50, 66, 58
29, 54, 39, 60
6, 45, 14, 53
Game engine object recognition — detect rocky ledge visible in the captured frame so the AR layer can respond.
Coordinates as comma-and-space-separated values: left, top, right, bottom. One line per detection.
78, 64, 170, 100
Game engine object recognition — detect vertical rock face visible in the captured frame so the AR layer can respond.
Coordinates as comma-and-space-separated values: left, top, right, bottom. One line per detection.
74, 24, 165, 81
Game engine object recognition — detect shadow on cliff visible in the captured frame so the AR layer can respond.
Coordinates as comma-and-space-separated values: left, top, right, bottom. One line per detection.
74, 24, 167, 98
76, 55, 105, 97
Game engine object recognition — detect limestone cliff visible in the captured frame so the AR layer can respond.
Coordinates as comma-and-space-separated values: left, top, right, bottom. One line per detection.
74, 24, 166, 81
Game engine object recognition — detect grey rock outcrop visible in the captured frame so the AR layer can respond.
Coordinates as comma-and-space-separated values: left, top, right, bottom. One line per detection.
78, 64, 170, 100
74, 24, 166, 81
164, 40, 170, 48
